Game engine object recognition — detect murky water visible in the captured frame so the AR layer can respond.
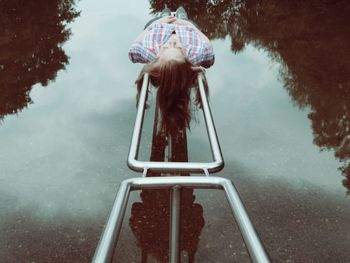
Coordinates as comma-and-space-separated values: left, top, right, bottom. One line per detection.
1, 0, 349, 262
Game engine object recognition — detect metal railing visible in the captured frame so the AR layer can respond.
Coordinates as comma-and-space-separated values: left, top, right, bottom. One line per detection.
92, 74, 270, 263
127, 73, 224, 175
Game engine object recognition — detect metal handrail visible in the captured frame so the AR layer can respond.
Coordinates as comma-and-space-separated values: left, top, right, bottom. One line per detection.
127, 73, 224, 174
92, 177, 270, 263
93, 73, 270, 263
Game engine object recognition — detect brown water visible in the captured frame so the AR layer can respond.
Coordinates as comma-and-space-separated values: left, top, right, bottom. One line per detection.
1, 0, 349, 262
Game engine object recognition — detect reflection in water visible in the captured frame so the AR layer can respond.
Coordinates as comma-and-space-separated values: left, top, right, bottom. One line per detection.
150, 0, 350, 193
129, 107, 204, 262
130, 188, 204, 263
0, 0, 79, 120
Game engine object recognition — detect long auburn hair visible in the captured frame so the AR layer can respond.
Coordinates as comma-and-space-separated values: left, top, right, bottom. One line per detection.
135, 58, 208, 135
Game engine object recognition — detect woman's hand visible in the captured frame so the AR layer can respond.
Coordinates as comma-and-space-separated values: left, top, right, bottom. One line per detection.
159, 16, 177, 24
173, 18, 211, 44
172, 18, 194, 26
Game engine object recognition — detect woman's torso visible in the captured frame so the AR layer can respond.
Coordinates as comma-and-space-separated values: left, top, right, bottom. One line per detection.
129, 22, 215, 67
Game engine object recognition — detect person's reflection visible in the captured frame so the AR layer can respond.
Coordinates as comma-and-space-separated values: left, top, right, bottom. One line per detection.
130, 187, 204, 263
0, 0, 79, 120
129, 108, 204, 262
150, 0, 350, 193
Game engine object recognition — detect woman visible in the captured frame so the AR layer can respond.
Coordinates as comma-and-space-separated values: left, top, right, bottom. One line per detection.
128, 6, 214, 135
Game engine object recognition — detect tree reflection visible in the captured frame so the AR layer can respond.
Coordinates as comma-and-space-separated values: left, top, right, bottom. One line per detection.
0, 0, 79, 120
149, 0, 350, 193
129, 107, 204, 262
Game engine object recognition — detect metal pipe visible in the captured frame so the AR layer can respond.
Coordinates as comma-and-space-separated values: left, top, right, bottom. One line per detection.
92, 182, 131, 263
128, 73, 149, 163
197, 76, 223, 165
94, 70, 269, 263
170, 186, 181, 263
131, 176, 269, 262
93, 177, 269, 263
127, 74, 224, 174
222, 181, 270, 263
128, 159, 223, 174
128, 176, 224, 190
167, 134, 181, 263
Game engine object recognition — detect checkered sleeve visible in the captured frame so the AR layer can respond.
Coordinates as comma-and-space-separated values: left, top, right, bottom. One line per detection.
186, 41, 215, 68
128, 23, 170, 64
177, 25, 215, 68
199, 42, 215, 68
128, 41, 152, 64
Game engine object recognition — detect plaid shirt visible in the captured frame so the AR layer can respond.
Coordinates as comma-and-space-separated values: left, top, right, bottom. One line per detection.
128, 22, 215, 68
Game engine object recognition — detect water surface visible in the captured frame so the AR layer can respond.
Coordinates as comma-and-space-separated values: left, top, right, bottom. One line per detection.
1, 0, 349, 262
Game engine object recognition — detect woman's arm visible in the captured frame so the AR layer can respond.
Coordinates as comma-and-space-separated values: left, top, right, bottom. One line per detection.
173, 18, 211, 43
133, 16, 177, 42
173, 18, 214, 68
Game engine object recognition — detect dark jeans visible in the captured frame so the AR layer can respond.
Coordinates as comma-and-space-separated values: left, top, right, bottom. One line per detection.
144, 16, 199, 30
144, 16, 162, 29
